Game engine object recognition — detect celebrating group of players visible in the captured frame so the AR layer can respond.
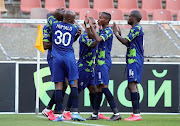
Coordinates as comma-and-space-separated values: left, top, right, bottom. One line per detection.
41, 7, 144, 122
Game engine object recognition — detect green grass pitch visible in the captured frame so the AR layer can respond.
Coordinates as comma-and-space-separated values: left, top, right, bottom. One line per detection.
0, 114, 180, 126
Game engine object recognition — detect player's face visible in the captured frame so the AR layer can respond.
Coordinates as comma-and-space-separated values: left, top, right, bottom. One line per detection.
127, 13, 135, 25
91, 19, 97, 30
97, 13, 106, 26
69, 15, 75, 24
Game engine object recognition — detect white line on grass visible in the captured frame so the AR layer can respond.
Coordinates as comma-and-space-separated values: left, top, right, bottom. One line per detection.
37, 115, 106, 126
64, 121, 106, 126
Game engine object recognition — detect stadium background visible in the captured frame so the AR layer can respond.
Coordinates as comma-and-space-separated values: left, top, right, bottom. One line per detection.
0, 0, 180, 115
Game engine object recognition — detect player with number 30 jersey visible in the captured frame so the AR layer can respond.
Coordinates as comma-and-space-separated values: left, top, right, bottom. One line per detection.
47, 14, 79, 83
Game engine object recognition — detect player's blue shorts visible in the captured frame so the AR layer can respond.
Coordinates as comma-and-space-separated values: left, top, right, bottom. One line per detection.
95, 64, 110, 85
127, 62, 143, 84
51, 52, 78, 83
78, 67, 96, 91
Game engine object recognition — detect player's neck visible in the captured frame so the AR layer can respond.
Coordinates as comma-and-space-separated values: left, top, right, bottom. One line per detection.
102, 24, 109, 29
132, 22, 139, 27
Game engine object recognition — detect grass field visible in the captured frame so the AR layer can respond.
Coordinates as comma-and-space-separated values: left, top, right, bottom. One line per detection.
0, 114, 180, 126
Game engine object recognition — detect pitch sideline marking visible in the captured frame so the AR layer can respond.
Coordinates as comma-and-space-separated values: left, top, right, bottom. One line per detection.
37, 116, 106, 126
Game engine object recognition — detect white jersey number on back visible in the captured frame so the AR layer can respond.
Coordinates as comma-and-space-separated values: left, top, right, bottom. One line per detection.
55, 30, 72, 46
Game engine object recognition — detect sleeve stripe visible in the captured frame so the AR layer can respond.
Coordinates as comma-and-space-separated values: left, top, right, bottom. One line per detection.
125, 36, 131, 42
43, 39, 51, 42
100, 36, 105, 42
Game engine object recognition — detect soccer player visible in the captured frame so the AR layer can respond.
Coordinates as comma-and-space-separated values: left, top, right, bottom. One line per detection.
47, 9, 86, 121
85, 12, 122, 121
63, 17, 110, 120
112, 10, 144, 121
42, 7, 68, 118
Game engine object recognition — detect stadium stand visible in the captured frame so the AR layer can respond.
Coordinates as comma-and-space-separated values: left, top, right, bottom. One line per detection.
0, 0, 180, 63
117, 0, 138, 14
153, 9, 173, 21
69, 0, 90, 13
30, 8, 49, 19
44, 0, 66, 12
20, 0, 41, 13
79, 8, 99, 20
0, 0, 7, 12
93, 0, 114, 12
142, 0, 162, 14
166, 0, 180, 15
104, 8, 123, 20
30, 8, 49, 27
129, 9, 148, 20
177, 10, 180, 21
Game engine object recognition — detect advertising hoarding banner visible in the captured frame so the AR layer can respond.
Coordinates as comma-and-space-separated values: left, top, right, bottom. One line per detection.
18, 63, 180, 113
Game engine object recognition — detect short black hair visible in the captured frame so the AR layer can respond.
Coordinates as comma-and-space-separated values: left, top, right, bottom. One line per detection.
102, 12, 111, 22
130, 10, 142, 22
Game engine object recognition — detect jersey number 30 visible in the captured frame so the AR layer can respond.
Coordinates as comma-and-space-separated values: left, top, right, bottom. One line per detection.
55, 30, 72, 46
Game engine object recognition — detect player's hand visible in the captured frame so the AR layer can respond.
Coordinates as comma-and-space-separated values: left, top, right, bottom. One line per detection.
112, 22, 121, 36
58, 7, 66, 12
89, 18, 93, 26
84, 14, 89, 24
77, 29, 82, 36
99, 26, 102, 31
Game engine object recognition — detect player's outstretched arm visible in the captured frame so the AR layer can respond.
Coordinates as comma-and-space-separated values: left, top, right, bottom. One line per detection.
89, 19, 103, 42
43, 42, 52, 50
47, 13, 54, 19
112, 22, 129, 46
85, 15, 95, 39
89, 40, 98, 48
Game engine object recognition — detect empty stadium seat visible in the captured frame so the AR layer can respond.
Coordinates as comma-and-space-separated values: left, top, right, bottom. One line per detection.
30, 8, 50, 27
45, 0, 66, 12
20, 0, 41, 13
79, 8, 99, 20
129, 9, 148, 20
30, 8, 49, 19
177, 10, 180, 21
142, 0, 162, 14
152, 9, 172, 21
0, 0, 7, 12
93, 0, 114, 12
69, 0, 90, 13
117, 0, 138, 14
104, 9, 123, 20
166, 0, 180, 14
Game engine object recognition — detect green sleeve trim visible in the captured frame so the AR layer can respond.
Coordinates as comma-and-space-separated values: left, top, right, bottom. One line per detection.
125, 36, 131, 42
43, 40, 51, 42
100, 36, 105, 42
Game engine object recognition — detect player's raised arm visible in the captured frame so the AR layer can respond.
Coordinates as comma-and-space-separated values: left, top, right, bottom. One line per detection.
74, 29, 82, 42
88, 18, 103, 42
47, 7, 66, 29
43, 25, 52, 50
84, 15, 94, 39
112, 22, 129, 46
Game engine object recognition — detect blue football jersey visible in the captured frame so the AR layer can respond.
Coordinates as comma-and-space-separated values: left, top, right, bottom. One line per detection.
43, 24, 52, 61
47, 16, 79, 55
78, 31, 97, 72
95, 26, 113, 68
125, 24, 144, 66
